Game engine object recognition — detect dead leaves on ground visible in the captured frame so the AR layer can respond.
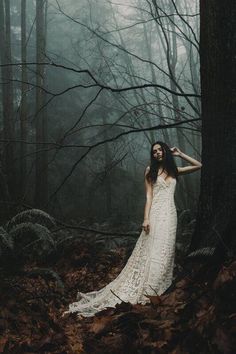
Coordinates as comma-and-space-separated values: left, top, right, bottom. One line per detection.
0, 240, 127, 353
0, 237, 235, 353
66, 258, 236, 354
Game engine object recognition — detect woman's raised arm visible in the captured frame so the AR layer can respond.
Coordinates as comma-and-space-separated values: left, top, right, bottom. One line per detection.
171, 147, 202, 175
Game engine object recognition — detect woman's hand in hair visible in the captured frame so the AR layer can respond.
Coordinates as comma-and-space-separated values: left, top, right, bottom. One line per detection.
142, 219, 150, 234
170, 146, 182, 157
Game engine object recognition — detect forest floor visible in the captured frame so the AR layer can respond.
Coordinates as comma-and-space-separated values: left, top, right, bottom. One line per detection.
0, 235, 235, 354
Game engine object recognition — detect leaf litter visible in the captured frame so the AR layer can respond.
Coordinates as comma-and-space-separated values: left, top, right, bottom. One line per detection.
0, 236, 235, 354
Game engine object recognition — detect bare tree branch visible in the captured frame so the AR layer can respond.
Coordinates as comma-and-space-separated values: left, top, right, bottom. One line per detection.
0, 62, 200, 98
48, 117, 200, 202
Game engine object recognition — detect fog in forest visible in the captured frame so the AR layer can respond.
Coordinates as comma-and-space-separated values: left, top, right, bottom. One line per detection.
1, 0, 201, 225
2, 1, 236, 352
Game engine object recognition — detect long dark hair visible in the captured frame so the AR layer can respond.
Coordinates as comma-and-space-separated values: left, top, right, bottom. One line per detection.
146, 141, 178, 184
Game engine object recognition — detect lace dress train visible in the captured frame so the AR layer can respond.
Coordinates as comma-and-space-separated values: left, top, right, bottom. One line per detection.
65, 176, 177, 317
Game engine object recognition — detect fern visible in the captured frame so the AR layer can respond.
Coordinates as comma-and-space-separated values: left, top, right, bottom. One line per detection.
187, 247, 216, 258
0, 226, 13, 258
9, 222, 55, 259
6, 209, 56, 232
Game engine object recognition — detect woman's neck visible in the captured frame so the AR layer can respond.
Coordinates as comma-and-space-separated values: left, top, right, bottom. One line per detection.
157, 165, 165, 175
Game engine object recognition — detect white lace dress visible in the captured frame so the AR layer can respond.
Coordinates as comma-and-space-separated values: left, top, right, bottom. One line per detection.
66, 176, 177, 317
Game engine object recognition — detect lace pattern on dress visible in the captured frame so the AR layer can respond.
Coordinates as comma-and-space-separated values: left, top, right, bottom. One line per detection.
65, 176, 177, 317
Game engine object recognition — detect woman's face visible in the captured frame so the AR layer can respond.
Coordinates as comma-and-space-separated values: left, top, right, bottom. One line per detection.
152, 144, 164, 161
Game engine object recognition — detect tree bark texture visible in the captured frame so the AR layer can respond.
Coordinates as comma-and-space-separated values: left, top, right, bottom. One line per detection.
0, 0, 15, 198
20, 0, 28, 196
190, 0, 236, 253
35, 0, 48, 208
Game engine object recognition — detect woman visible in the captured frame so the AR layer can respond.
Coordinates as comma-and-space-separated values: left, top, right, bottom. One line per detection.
65, 141, 202, 317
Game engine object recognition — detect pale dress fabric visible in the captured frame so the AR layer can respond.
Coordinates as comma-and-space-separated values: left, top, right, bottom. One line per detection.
65, 175, 177, 317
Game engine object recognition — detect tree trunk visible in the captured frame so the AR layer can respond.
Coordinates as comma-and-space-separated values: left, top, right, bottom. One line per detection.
0, 0, 15, 198
190, 0, 236, 254
20, 0, 28, 197
35, 0, 48, 208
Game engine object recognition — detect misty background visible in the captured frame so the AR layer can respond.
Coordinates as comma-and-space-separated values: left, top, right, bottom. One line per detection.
0, 0, 201, 226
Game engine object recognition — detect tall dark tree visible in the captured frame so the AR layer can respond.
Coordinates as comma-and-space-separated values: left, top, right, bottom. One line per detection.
190, 0, 236, 255
35, 0, 48, 208
20, 0, 28, 197
0, 0, 15, 198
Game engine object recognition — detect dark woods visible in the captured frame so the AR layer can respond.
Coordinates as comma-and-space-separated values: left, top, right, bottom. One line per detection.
0, 0, 202, 224
0, 0, 235, 353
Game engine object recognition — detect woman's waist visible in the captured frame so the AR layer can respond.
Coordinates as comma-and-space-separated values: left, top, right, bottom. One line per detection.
151, 198, 176, 210
152, 194, 175, 203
